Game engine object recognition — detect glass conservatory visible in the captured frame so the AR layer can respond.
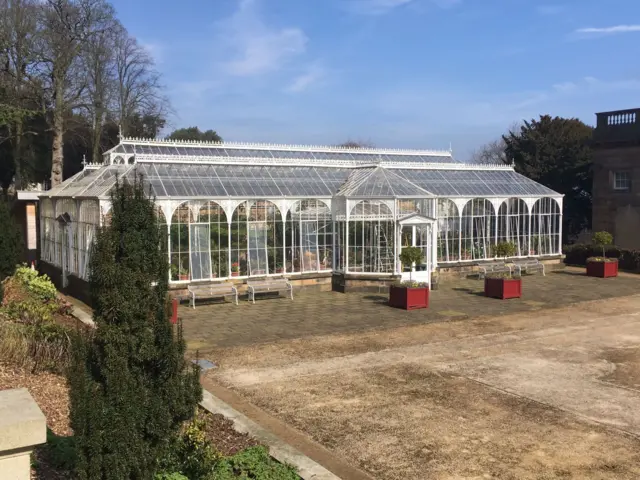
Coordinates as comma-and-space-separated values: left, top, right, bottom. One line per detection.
40, 138, 562, 286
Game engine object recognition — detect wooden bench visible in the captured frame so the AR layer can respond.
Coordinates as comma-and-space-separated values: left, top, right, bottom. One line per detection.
188, 284, 238, 308
247, 279, 293, 304
478, 261, 512, 279
513, 259, 545, 276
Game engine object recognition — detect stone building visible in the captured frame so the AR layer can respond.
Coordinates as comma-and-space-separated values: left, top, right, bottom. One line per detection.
592, 108, 640, 249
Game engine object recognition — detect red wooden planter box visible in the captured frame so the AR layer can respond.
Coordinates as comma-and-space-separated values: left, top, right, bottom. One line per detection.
484, 277, 522, 300
389, 285, 429, 310
586, 259, 619, 278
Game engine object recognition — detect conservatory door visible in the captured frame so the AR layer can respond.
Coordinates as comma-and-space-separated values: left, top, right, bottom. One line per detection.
400, 223, 432, 284
189, 224, 211, 281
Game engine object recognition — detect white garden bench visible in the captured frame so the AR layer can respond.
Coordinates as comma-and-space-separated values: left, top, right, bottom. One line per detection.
247, 279, 293, 304
188, 284, 238, 308
478, 261, 512, 279
513, 259, 545, 276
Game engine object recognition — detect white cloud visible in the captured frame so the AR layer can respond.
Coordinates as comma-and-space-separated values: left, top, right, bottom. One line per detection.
286, 64, 326, 93
536, 5, 564, 15
349, 0, 459, 15
219, 0, 308, 76
575, 24, 640, 35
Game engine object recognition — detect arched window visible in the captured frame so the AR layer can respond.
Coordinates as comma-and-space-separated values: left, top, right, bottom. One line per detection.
285, 200, 332, 273
231, 201, 283, 277
78, 200, 100, 279
41, 199, 56, 266
437, 199, 460, 262
170, 203, 192, 281
498, 198, 529, 256
348, 200, 394, 273
532, 198, 561, 255
55, 199, 78, 275
461, 199, 495, 260
198, 202, 228, 279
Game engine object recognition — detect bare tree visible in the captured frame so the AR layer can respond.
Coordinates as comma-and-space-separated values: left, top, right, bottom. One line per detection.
470, 122, 521, 165
37, 0, 113, 186
113, 32, 168, 138
336, 139, 375, 149
0, 0, 40, 188
81, 13, 117, 163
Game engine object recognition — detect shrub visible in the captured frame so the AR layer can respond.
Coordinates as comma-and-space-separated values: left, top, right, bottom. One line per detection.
592, 231, 614, 258
392, 280, 428, 288
14, 265, 58, 302
0, 199, 22, 281
564, 244, 640, 271
493, 241, 517, 258
159, 416, 220, 480
44, 429, 76, 471
155, 474, 188, 480
399, 246, 424, 281
68, 176, 202, 480
213, 446, 299, 480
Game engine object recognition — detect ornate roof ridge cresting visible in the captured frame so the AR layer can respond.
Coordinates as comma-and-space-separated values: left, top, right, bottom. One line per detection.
117, 135, 453, 157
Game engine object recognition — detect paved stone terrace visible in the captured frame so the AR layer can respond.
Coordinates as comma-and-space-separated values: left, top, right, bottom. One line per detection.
181, 269, 640, 351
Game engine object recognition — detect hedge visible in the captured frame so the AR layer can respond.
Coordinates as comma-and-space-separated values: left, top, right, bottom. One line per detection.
563, 244, 640, 272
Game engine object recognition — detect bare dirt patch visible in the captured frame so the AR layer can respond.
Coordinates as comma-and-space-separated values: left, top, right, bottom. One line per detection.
599, 346, 640, 390
235, 364, 640, 480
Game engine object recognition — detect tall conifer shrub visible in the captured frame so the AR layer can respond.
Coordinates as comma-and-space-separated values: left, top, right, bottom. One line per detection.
0, 199, 23, 282
68, 176, 201, 479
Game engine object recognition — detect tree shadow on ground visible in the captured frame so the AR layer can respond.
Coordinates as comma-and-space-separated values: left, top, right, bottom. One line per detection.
553, 270, 588, 277
452, 287, 486, 297
363, 295, 389, 305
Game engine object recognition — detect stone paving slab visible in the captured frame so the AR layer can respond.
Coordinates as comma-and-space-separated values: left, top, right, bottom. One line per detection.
182, 270, 640, 350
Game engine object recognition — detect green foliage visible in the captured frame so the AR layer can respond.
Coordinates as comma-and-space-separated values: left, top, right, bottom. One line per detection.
44, 429, 76, 471
393, 280, 429, 288
160, 417, 220, 480
503, 115, 593, 240
493, 241, 517, 258
592, 231, 613, 258
14, 265, 58, 301
167, 127, 222, 143
399, 246, 424, 266
154, 473, 189, 480
212, 446, 299, 480
485, 272, 521, 280
564, 244, 638, 269
68, 176, 202, 480
0, 200, 22, 280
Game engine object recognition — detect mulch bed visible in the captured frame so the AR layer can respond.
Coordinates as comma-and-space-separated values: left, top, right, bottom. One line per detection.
0, 363, 261, 478
199, 405, 261, 456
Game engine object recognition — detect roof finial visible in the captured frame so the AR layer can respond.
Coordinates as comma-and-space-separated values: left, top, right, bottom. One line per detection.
82, 154, 87, 169
118, 124, 123, 141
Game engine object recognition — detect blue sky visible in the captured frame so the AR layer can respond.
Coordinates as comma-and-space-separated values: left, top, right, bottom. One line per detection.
111, 0, 640, 159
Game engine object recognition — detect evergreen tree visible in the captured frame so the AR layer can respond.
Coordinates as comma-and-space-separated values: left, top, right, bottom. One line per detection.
0, 199, 23, 281
68, 175, 201, 480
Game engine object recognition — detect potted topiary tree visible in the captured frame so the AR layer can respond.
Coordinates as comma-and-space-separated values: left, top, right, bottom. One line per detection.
586, 231, 618, 278
485, 241, 521, 299
389, 246, 429, 310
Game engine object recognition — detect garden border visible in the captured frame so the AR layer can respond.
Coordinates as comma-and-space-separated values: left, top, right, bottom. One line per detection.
200, 389, 340, 480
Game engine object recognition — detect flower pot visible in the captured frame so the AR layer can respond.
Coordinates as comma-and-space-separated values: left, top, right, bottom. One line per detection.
484, 277, 522, 299
586, 259, 618, 278
389, 285, 429, 310
231, 271, 239, 277
276, 268, 284, 274
178, 274, 189, 281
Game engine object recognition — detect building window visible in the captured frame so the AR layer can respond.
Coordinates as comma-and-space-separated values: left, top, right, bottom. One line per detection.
614, 171, 631, 191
